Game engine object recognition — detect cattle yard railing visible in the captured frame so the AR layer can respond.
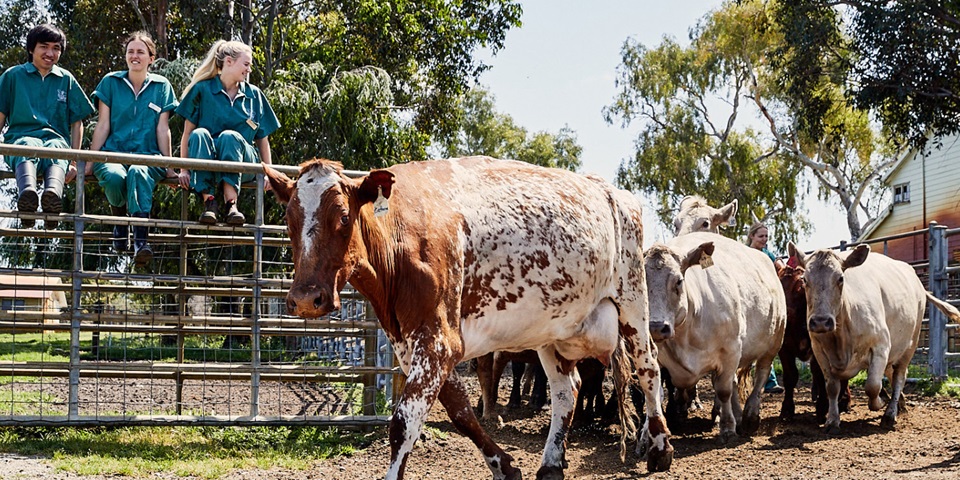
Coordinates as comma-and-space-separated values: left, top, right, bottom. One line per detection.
0, 143, 399, 428
832, 222, 960, 378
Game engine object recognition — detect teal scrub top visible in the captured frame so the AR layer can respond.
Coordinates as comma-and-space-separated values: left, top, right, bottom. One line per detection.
175, 75, 280, 145
0, 62, 95, 143
92, 71, 179, 155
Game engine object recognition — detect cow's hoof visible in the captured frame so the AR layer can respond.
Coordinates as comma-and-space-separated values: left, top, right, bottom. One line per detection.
646, 443, 674, 472
505, 468, 523, 480
880, 414, 897, 430
824, 424, 841, 435
738, 415, 760, 436
717, 431, 738, 445
535, 465, 564, 480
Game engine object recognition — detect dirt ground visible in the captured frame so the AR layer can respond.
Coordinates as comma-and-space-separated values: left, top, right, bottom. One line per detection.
3, 370, 960, 479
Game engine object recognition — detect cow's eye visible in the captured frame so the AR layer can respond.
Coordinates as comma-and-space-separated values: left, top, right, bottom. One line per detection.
837, 276, 844, 287
339, 215, 350, 226
700, 220, 709, 230
675, 278, 683, 292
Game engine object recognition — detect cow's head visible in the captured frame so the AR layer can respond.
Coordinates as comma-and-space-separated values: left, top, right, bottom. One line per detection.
265, 159, 396, 318
673, 196, 738, 235
788, 242, 869, 334
644, 241, 715, 341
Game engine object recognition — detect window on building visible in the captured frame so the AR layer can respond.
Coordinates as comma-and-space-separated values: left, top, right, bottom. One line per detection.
893, 182, 910, 204
1, 299, 26, 311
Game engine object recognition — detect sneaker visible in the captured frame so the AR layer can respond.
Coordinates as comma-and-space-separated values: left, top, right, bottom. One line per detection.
764, 385, 785, 394
199, 197, 218, 225
133, 244, 153, 267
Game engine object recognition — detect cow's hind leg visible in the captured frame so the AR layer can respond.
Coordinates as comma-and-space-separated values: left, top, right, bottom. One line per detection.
880, 362, 909, 430
385, 338, 456, 480
780, 354, 800, 420
535, 345, 578, 480
439, 369, 522, 480
622, 334, 673, 472
740, 357, 773, 436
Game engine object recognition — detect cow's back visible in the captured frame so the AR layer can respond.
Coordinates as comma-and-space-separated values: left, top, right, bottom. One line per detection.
665, 232, 785, 367
381, 157, 642, 358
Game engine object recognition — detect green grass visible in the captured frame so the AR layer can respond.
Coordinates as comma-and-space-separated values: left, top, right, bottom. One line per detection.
0, 425, 372, 478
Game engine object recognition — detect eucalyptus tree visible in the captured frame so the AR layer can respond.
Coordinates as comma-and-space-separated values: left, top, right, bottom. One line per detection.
773, 0, 960, 150
605, 0, 895, 244
436, 88, 582, 171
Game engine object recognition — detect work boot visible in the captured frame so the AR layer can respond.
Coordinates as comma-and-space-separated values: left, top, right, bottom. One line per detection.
15, 162, 38, 228
111, 205, 129, 252
224, 201, 245, 226
132, 212, 152, 267
41, 166, 66, 229
199, 196, 218, 225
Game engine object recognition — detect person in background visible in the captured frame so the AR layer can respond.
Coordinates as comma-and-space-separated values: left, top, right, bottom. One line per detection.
89, 31, 179, 266
175, 40, 278, 226
747, 221, 786, 394
0, 24, 94, 229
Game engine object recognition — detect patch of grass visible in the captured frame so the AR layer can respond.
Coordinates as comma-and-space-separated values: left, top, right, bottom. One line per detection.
0, 390, 61, 415
0, 425, 370, 478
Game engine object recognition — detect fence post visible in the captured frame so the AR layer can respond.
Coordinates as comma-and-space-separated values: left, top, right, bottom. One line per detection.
68, 162, 87, 419
250, 174, 265, 418
928, 221, 948, 378
363, 300, 378, 423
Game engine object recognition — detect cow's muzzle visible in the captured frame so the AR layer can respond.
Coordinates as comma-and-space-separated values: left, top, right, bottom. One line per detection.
287, 284, 340, 318
650, 322, 674, 341
808, 315, 835, 334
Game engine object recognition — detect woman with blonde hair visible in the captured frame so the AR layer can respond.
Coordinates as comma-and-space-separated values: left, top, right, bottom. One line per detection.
747, 221, 786, 394
89, 31, 179, 266
175, 40, 279, 225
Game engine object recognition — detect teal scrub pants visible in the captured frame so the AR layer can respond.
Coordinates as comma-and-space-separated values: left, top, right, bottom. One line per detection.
93, 162, 166, 214
4, 136, 70, 174
187, 128, 258, 195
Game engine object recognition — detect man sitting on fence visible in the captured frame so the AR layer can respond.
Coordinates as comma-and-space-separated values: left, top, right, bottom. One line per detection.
0, 24, 94, 229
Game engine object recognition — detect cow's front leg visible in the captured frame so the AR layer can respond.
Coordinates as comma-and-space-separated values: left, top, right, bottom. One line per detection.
712, 368, 738, 444
823, 375, 843, 435
439, 369, 522, 480
385, 336, 456, 480
865, 354, 887, 412
780, 354, 800, 420
880, 363, 909, 430
535, 345, 578, 480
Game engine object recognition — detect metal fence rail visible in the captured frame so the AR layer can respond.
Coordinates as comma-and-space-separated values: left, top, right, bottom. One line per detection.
0, 144, 397, 428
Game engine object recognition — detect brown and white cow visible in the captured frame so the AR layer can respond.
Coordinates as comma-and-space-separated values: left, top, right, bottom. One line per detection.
264, 157, 673, 479
645, 232, 786, 443
787, 243, 960, 434
672, 195, 738, 235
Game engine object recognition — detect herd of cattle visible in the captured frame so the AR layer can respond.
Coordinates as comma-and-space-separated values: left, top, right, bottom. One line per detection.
262, 157, 960, 480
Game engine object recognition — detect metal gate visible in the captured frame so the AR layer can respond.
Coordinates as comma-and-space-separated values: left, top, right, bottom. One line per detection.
0, 144, 398, 428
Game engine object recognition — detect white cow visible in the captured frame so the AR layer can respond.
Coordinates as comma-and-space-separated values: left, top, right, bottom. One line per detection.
788, 243, 960, 434
673, 195, 738, 235
645, 232, 786, 442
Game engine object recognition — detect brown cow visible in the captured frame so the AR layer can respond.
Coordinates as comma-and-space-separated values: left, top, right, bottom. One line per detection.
265, 157, 673, 479
788, 243, 960, 433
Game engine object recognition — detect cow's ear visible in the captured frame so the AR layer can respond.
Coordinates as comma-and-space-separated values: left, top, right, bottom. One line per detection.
842, 244, 870, 270
787, 242, 805, 268
680, 241, 715, 273
715, 199, 738, 227
358, 169, 396, 205
264, 164, 295, 204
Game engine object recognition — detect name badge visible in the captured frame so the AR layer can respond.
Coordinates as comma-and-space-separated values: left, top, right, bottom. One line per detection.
246, 119, 258, 130
148, 103, 161, 113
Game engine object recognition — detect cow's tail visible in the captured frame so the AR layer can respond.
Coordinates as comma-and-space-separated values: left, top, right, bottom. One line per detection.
611, 338, 638, 462
927, 292, 960, 323
737, 367, 752, 404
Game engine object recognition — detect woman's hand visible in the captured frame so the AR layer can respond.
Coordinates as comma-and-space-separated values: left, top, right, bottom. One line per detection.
177, 169, 191, 189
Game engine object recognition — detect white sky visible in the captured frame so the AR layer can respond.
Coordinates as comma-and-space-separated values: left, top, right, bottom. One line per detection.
475, 0, 851, 252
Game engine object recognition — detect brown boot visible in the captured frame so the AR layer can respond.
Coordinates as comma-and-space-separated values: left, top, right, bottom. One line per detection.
199, 196, 218, 225
224, 201, 245, 226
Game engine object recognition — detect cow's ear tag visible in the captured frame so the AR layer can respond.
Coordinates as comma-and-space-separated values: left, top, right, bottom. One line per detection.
373, 186, 389, 217
699, 252, 714, 269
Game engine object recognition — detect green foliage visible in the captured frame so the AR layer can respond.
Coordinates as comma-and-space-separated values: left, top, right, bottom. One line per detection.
773, 1, 960, 149
435, 88, 582, 171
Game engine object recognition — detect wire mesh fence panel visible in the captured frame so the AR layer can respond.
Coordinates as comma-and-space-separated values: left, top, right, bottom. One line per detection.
0, 150, 396, 428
